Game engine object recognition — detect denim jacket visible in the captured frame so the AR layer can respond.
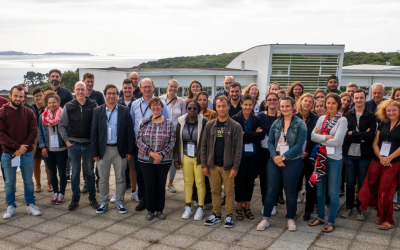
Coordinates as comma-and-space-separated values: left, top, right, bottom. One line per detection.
38, 114, 67, 149
267, 115, 307, 160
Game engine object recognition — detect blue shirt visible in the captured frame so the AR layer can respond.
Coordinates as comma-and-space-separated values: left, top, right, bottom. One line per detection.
242, 116, 255, 156
130, 96, 169, 138
106, 105, 118, 144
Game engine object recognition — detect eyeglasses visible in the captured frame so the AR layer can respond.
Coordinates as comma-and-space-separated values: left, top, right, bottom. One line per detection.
267, 98, 278, 102
187, 107, 198, 111
106, 93, 117, 96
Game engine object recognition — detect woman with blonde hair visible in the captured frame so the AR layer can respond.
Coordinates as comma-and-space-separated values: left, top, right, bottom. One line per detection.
313, 98, 326, 116
340, 92, 352, 115
357, 99, 400, 230
242, 83, 260, 113
287, 82, 304, 103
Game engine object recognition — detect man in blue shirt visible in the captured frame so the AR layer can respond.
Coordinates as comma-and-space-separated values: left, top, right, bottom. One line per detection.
213, 76, 234, 110
130, 78, 168, 211
91, 84, 134, 214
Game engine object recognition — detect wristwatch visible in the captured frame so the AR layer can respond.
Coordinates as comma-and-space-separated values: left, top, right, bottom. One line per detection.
282, 155, 286, 161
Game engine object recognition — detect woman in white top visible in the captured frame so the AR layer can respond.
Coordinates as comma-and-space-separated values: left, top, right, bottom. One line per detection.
159, 79, 184, 193
309, 93, 348, 233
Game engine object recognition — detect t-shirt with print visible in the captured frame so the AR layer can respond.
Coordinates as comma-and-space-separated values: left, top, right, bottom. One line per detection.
214, 120, 225, 167
348, 113, 361, 156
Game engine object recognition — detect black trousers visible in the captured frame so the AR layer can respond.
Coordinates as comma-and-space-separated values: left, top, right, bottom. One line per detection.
256, 148, 280, 206
303, 156, 317, 213
140, 162, 170, 213
235, 155, 257, 202
43, 149, 68, 195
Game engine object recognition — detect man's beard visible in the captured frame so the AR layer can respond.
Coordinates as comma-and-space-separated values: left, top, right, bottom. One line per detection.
51, 80, 60, 86
11, 101, 21, 107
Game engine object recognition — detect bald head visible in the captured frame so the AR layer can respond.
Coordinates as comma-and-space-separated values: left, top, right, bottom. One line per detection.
74, 81, 87, 100
140, 78, 155, 99
129, 72, 140, 88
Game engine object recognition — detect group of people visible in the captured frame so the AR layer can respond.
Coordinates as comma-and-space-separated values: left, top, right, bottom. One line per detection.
1, 69, 400, 233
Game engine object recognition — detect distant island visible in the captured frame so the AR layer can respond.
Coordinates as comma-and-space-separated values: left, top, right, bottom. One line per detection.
0, 51, 93, 56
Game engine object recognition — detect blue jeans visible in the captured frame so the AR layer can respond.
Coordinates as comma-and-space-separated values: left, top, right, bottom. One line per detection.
1, 152, 35, 207
343, 155, 370, 209
316, 158, 342, 224
263, 158, 303, 220
68, 143, 96, 200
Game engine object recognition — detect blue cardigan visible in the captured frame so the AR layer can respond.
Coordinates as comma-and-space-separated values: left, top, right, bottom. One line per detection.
38, 114, 67, 149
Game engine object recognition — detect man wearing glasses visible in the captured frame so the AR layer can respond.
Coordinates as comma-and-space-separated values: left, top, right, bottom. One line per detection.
59, 82, 100, 211
0, 85, 41, 219
130, 78, 168, 211
213, 76, 235, 110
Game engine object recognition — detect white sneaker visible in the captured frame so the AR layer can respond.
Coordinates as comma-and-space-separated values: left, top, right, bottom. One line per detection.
194, 207, 204, 220
110, 193, 116, 203
271, 206, 277, 215
27, 204, 41, 216
287, 219, 297, 231
182, 206, 193, 219
131, 191, 139, 201
3, 206, 16, 219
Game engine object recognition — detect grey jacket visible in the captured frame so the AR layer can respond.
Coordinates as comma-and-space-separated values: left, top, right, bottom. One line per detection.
201, 117, 243, 171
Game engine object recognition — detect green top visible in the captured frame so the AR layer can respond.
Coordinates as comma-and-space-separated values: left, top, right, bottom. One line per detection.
324, 88, 343, 94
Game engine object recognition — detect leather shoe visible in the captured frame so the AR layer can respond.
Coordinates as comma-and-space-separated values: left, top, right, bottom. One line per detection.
303, 212, 311, 221
135, 200, 146, 211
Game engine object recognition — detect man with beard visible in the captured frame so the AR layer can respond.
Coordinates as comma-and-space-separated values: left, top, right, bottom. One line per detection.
44, 69, 73, 108
213, 76, 234, 110
119, 72, 142, 99
324, 75, 342, 95
0, 85, 41, 219
18, 84, 38, 120
228, 82, 242, 117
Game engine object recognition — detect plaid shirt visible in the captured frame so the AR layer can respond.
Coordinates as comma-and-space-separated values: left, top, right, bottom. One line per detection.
137, 118, 176, 163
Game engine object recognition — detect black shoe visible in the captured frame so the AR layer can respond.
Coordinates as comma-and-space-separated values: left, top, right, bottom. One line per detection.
303, 212, 311, 221
278, 195, 285, 205
135, 200, 146, 211
157, 211, 166, 220
224, 215, 234, 228
89, 198, 99, 209
96, 205, 109, 214
204, 213, 222, 226
68, 199, 79, 210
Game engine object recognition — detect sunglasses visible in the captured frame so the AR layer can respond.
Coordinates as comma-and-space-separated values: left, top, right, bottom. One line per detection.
187, 107, 198, 111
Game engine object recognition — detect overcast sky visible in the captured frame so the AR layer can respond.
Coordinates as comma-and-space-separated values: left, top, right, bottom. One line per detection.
1, 0, 399, 57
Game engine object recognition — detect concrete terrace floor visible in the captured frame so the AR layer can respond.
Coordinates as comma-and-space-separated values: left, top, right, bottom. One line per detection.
0, 163, 399, 250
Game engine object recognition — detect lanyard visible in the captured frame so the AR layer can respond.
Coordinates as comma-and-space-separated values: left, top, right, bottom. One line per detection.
186, 120, 197, 141
139, 98, 149, 117
106, 106, 116, 124
167, 96, 176, 106
244, 116, 252, 132
282, 115, 294, 142
386, 119, 400, 141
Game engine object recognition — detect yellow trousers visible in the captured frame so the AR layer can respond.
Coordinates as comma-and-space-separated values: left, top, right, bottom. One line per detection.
182, 155, 205, 206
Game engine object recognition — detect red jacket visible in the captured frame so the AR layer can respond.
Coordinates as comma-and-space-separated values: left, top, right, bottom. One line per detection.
0, 96, 8, 108
0, 103, 38, 154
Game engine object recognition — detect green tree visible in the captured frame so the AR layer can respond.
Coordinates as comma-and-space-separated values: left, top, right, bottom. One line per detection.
60, 70, 79, 92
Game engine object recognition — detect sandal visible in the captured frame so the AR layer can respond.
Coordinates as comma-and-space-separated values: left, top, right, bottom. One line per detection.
244, 209, 255, 220
308, 218, 325, 226
378, 222, 395, 230
394, 204, 400, 211
35, 185, 41, 193
375, 219, 385, 225
322, 223, 335, 233
236, 209, 244, 221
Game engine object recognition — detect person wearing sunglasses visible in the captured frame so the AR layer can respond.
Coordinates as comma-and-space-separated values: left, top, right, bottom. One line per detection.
173, 100, 208, 220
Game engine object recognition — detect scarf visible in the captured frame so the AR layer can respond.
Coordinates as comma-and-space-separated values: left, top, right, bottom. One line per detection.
42, 107, 63, 126
308, 111, 341, 188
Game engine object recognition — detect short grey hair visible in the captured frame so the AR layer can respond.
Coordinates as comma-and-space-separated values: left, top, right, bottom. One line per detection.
371, 83, 385, 91
224, 76, 235, 81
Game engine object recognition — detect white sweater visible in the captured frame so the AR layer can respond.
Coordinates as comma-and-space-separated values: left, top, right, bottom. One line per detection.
311, 115, 348, 160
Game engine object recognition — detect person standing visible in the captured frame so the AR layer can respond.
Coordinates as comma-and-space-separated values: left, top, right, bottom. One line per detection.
44, 69, 73, 108
91, 84, 134, 214
160, 79, 184, 193
357, 99, 400, 230
257, 97, 306, 231
213, 76, 234, 110
0, 96, 9, 181
119, 71, 143, 99
324, 75, 342, 95
130, 78, 169, 211
137, 97, 176, 220
38, 91, 68, 205
259, 82, 281, 112
59, 81, 99, 210
287, 82, 304, 104
196, 91, 217, 121
366, 83, 386, 114
202, 95, 243, 228
242, 83, 261, 114
0, 85, 41, 219
232, 95, 264, 221
117, 78, 136, 109
183, 80, 212, 113
308, 93, 348, 233
340, 89, 376, 220
346, 82, 358, 109
229, 82, 242, 117
174, 100, 208, 220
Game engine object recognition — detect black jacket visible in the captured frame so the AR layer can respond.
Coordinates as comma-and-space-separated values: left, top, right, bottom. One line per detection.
343, 107, 377, 158
296, 112, 319, 155
44, 86, 73, 108
63, 97, 97, 140
232, 111, 264, 148
117, 96, 135, 109
91, 104, 135, 159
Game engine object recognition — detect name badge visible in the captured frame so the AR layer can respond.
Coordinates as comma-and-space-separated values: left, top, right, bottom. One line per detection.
244, 143, 254, 152
261, 136, 268, 148
380, 141, 391, 157
326, 146, 335, 154
302, 141, 307, 152
280, 146, 289, 155
50, 135, 59, 147
11, 156, 20, 167
187, 142, 195, 157
107, 128, 112, 140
